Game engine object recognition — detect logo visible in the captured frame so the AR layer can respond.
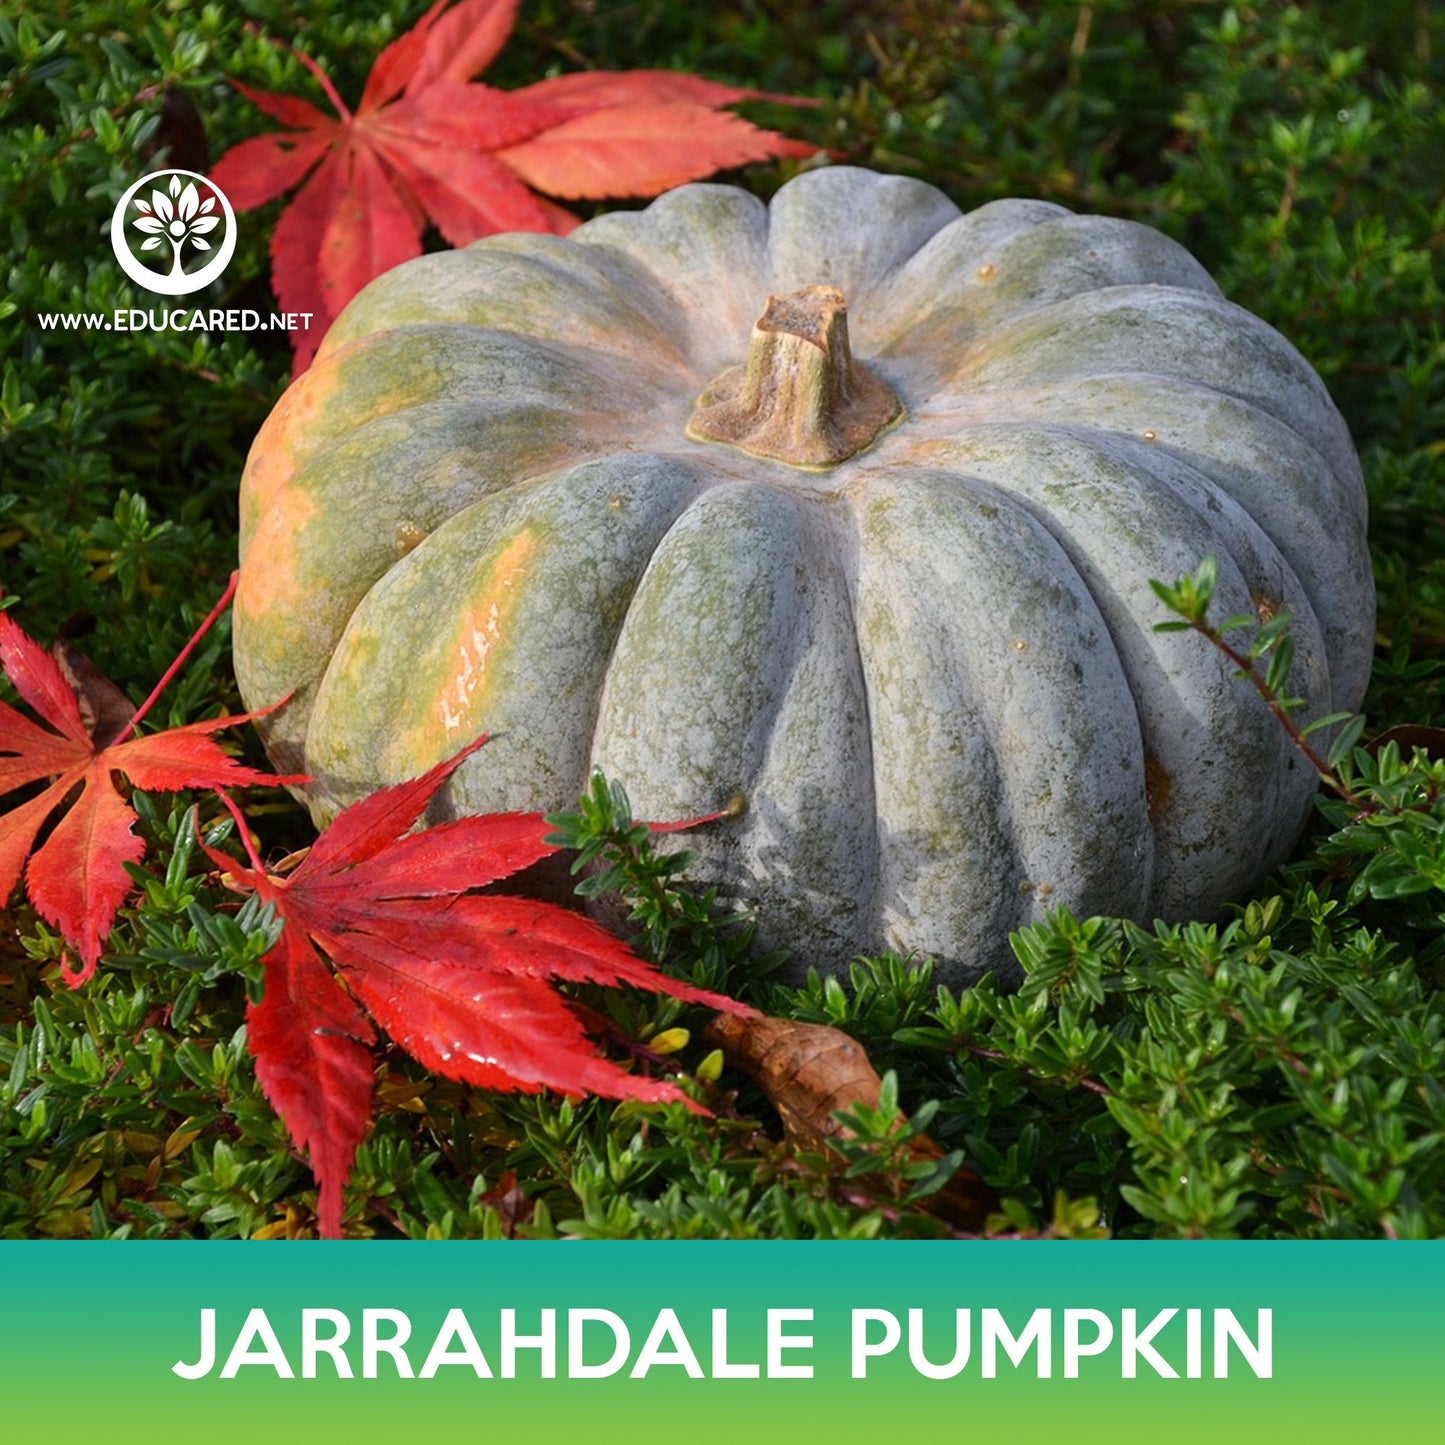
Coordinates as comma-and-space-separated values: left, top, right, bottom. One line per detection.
109, 169, 237, 296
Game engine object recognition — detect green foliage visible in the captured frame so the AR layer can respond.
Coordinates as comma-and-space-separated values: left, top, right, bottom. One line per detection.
926, 864, 1443, 1238
544, 772, 766, 998
2, 0, 1443, 1238
1151, 553, 1367, 791
0, 2, 433, 690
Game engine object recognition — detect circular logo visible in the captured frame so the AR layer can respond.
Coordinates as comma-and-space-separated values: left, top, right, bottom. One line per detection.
109, 169, 237, 296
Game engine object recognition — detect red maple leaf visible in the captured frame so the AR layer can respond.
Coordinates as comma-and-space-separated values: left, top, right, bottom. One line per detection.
0, 575, 303, 986
209, 0, 817, 371
200, 735, 750, 1238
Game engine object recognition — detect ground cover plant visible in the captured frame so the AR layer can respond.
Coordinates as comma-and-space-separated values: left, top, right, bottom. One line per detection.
1, 0, 1442, 1239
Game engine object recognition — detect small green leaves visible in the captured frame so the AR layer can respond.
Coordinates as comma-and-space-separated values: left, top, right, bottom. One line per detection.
545, 770, 761, 996
944, 887, 1443, 1237
1148, 552, 1216, 626
1010, 912, 1121, 1009
1325, 714, 1370, 768
1151, 553, 1376, 808
694, 1048, 724, 1083
647, 1027, 690, 1056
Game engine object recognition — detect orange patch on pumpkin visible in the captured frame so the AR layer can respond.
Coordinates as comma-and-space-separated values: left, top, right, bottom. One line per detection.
239, 334, 417, 545
237, 364, 342, 545
237, 486, 321, 626
395, 530, 536, 773
1143, 754, 1171, 823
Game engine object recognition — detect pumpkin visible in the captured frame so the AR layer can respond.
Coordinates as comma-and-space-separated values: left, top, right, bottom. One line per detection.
234, 166, 1373, 986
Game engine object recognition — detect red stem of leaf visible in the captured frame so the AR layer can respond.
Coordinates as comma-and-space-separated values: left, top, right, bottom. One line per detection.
280, 38, 353, 121
213, 789, 268, 876
114, 571, 238, 744
1199, 621, 1374, 813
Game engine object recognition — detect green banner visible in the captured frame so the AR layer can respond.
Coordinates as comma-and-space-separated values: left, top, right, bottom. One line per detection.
1, 1242, 1437, 1441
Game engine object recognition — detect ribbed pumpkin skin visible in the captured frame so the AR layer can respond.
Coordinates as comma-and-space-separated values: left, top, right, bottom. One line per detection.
234, 167, 1373, 986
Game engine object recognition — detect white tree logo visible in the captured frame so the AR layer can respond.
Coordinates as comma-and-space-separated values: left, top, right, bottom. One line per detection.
109, 169, 237, 296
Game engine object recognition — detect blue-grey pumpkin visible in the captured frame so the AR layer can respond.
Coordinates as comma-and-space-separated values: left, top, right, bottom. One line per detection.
234, 166, 1373, 985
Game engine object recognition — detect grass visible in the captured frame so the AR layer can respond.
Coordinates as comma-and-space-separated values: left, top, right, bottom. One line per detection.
1, 0, 1442, 1239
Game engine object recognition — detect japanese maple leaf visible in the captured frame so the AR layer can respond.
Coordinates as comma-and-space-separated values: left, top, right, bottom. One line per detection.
201, 734, 749, 1238
0, 576, 302, 986
209, 0, 816, 371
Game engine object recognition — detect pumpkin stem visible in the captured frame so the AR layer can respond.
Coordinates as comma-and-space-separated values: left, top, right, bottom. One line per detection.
685, 286, 902, 469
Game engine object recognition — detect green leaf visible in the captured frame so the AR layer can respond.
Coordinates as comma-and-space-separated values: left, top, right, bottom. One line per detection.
1326, 715, 1368, 767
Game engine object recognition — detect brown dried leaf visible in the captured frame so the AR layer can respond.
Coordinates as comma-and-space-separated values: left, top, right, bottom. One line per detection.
704, 1013, 998, 1232
1367, 724, 1445, 763
705, 1013, 880, 1145
143, 83, 211, 173
475, 1169, 531, 1236
49, 640, 137, 748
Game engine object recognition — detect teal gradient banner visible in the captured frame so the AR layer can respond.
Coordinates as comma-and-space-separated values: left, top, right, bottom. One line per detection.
0, 1242, 1437, 1442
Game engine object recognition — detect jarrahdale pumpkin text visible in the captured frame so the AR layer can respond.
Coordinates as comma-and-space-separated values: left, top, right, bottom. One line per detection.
234, 166, 1373, 985
173, 1303, 1272, 1380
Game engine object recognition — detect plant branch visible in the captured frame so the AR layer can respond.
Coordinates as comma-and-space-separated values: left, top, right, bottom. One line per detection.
1198, 622, 1339, 781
